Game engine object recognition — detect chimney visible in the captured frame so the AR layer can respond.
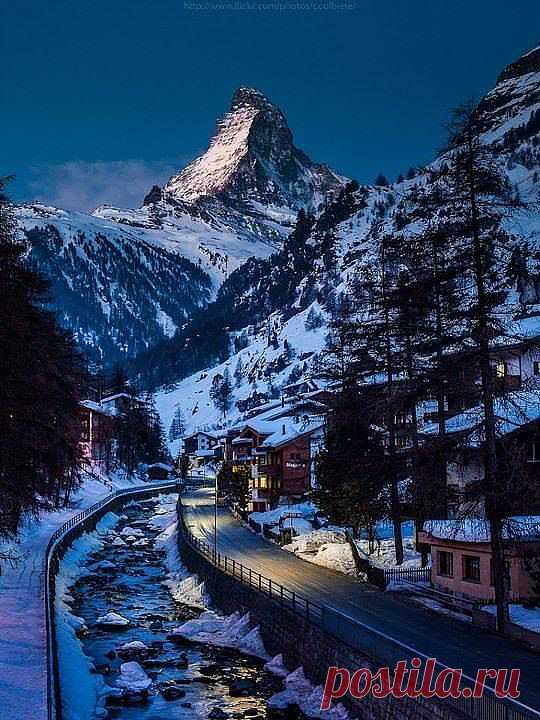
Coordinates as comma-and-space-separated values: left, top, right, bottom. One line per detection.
282, 424, 286, 435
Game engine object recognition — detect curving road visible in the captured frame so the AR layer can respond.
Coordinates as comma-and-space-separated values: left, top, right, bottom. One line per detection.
181, 488, 540, 711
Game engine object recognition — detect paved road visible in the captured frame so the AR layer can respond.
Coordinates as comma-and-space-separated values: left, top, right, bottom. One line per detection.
181, 488, 540, 711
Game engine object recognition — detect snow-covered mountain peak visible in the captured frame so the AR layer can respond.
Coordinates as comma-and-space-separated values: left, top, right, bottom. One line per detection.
163, 87, 345, 212
230, 86, 282, 114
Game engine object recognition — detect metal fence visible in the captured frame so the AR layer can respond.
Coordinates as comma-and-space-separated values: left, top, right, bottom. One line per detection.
178, 503, 540, 720
383, 566, 432, 585
45, 479, 180, 720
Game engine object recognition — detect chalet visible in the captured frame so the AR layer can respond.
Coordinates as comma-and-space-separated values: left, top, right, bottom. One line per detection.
419, 517, 540, 603
100, 392, 146, 416
224, 417, 324, 512
183, 431, 218, 455
79, 400, 115, 467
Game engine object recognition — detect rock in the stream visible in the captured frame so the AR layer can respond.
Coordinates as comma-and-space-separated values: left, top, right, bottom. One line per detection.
209, 708, 229, 719
117, 640, 152, 659
96, 612, 130, 629
229, 678, 257, 697
115, 661, 152, 691
159, 681, 187, 701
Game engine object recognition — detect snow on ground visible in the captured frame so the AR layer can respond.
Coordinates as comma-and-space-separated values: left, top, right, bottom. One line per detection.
155, 302, 328, 451
485, 604, 540, 633
409, 596, 472, 624
170, 610, 269, 660
151, 493, 211, 609
55, 511, 121, 720
355, 520, 423, 569
0, 468, 146, 720
250, 501, 318, 528
282, 529, 357, 576
266, 665, 349, 720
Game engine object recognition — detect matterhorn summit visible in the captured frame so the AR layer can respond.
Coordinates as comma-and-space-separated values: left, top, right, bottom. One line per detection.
164, 86, 345, 212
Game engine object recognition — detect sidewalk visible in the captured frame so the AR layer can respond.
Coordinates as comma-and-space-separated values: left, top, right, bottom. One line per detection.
0, 474, 134, 720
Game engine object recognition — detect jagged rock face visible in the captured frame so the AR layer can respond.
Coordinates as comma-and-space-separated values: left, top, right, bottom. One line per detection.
164, 87, 344, 213
477, 44, 540, 139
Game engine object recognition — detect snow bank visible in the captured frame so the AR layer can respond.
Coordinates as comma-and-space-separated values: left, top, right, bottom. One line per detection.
170, 610, 269, 660
55, 511, 120, 720
268, 666, 349, 720
155, 517, 210, 608
250, 501, 318, 528
485, 604, 540, 632
283, 529, 357, 576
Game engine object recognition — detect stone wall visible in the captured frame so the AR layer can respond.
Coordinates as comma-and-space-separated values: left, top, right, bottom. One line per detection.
176, 518, 471, 720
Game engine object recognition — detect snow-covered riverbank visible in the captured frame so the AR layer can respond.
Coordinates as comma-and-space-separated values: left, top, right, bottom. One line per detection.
0, 471, 142, 720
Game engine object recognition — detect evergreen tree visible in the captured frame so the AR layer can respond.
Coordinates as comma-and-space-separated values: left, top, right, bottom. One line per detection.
0, 177, 85, 540
313, 387, 386, 537
210, 368, 234, 417
234, 356, 244, 386
169, 406, 186, 442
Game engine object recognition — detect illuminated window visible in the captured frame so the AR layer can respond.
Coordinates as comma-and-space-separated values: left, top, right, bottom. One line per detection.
495, 361, 507, 378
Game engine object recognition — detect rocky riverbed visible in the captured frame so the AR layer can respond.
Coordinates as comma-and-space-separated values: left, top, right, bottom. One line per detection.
58, 494, 290, 720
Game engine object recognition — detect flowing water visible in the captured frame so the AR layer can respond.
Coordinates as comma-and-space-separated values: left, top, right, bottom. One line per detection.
66, 494, 283, 719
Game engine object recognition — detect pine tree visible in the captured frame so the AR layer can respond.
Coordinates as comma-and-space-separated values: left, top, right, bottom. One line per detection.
234, 357, 244, 386
0, 177, 85, 540
169, 406, 186, 442
210, 368, 234, 417
313, 386, 386, 537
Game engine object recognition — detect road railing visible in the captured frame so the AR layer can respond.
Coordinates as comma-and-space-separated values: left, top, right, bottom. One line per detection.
45, 479, 180, 720
177, 498, 540, 720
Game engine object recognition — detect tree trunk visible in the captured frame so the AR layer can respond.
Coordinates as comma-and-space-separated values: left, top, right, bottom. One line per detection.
467, 132, 508, 632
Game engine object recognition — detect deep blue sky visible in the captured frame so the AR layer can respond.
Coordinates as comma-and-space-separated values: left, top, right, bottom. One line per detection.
2, 1, 539, 211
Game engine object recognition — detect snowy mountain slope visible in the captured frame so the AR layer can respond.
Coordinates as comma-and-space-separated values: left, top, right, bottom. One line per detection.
94, 87, 346, 276
154, 44, 540, 436
17, 204, 212, 365
18, 88, 344, 366
156, 301, 329, 453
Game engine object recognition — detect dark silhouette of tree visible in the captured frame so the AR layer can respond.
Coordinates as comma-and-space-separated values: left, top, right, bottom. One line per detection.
0, 177, 85, 540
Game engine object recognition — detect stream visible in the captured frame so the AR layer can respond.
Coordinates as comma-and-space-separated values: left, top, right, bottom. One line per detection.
62, 493, 285, 720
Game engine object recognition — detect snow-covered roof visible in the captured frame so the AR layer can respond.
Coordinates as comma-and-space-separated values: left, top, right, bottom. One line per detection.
101, 392, 135, 403
147, 462, 173, 471
79, 400, 115, 417
232, 436, 254, 444
422, 391, 540, 446
184, 430, 218, 440
423, 516, 540, 543
261, 418, 325, 449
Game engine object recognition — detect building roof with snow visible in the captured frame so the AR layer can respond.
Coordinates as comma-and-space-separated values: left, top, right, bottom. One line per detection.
79, 399, 115, 417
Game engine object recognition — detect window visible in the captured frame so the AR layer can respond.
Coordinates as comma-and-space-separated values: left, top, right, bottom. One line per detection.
528, 441, 540, 462
437, 551, 454, 577
534, 361, 540, 376
462, 555, 481, 583
495, 361, 507, 378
